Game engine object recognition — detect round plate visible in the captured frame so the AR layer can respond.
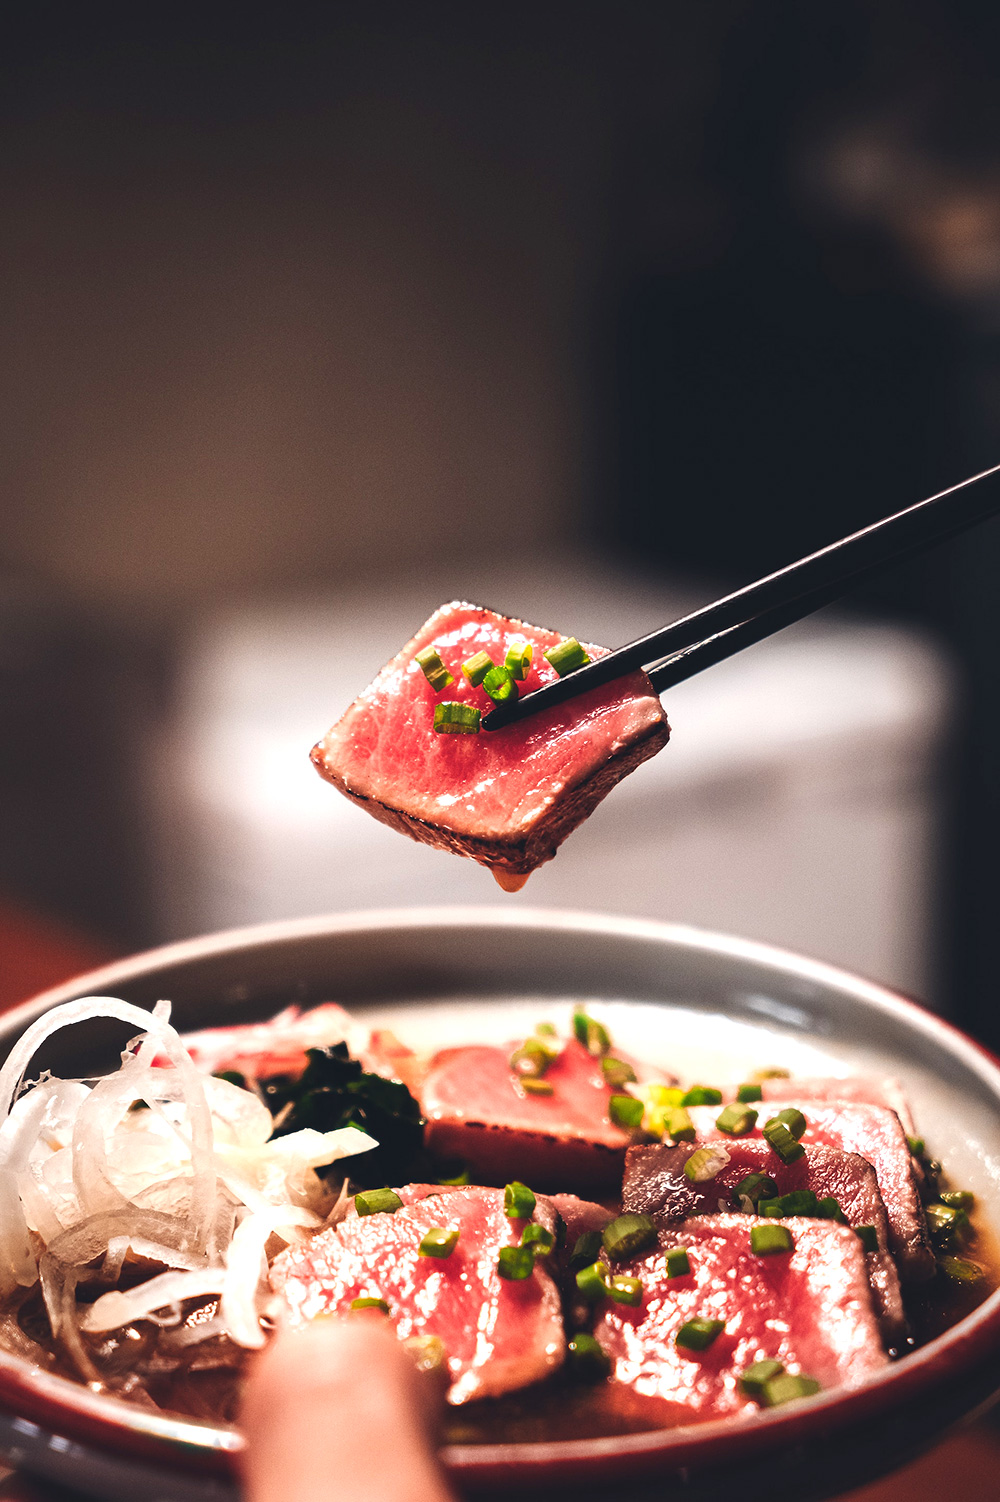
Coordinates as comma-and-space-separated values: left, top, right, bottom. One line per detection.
0, 907, 998, 1502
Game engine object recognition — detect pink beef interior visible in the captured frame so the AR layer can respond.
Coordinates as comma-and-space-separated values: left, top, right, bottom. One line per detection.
597, 1213, 888, 1419
270, 1185, 564, 1405
310, 601, 669, 876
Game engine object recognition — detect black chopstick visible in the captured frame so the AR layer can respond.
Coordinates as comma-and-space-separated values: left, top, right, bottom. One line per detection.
482, 461, 1000, 729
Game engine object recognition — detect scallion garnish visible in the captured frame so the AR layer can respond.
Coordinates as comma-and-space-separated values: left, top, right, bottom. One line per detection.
662, 1105, 696, 1142
940, 1190, 975, 1211
504, 1181, 537, 1219
602, 1213, 656, 1260
483, 664, 518, 704
751, 1223, 794, 1256
350, 1296, 390, 1313
433, 701, 481, 734
760, 1373, 821, 1407
683, 1145, 731, 1183
738, 1358, 785, 1398
521, 1223, 554, 1256
573, 1011, 611, 1055
681, 1086, 722, 1106
566, 1332, 611, 1380
939, 1255, 984, 1283
437, 1166, 471, 1186
609, 1274, 643, 1306
675, 1318, 724, 1352
609, 1094, 644, 1129
646, 1084, 685, 1108
665, 1246, 691, 1278
906, 1135, 925, 1158
509, 1037, 553, 1079
766, 1107, 807, 1140
576, 1260, 610, 1301
521, 1077, 554, 1095
503, 639, 533, 680
601, 1056, 637, 1088
544, 637, 591, 676
762, 1189, 818, 1217
926, 1202, 971, 1246
415, 646, 455, 693
498, 1244, 535, 1280
461, 651, 495, 687
418, 1226, 459, 1259
715, 1102, 758, 1136
750, 1067, 791, 1081
855, 1225, 879, 1253
736, 1083, 764, 1103
762, 1119, 806, 1164
569, 1230, 604, 1272
732, 1172, 778, 1210
816, 1196, 847, 1223
355, 1187, 403, 1216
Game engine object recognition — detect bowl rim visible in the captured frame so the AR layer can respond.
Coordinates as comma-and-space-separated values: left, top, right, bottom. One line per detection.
0, 905, 998, 1487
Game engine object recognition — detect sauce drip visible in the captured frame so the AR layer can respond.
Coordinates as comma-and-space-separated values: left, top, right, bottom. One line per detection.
493, 869, 530, 893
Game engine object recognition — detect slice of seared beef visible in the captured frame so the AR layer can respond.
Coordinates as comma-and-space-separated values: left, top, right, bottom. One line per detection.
730, 1077, 915, 1136
623, 1140, 905, 1345
311, 601, 669, 885
596, 1213, 887, 1419
687, 1102, 934, 1282
271, 1185, 563, 1404
421, 1039, 633, 1192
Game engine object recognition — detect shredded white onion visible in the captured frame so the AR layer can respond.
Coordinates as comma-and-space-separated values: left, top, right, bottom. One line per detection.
0, 994, 378, 1361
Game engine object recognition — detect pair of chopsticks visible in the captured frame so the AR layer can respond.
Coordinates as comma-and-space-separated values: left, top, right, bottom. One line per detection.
482, 462, 1000, 730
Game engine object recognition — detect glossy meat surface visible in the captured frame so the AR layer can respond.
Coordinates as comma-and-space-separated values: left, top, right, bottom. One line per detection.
271, 1185, 563, 1404
623, 1140, 905, 1343
311, 601, 669, 877
421, 1039, 632, 1191
733, 1076, 915, 1136
596, 1213, 888, 1418
687, 1102, 934, 1281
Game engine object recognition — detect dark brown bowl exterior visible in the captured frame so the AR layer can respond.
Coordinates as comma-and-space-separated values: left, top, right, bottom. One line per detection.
0, 908, 997, 1502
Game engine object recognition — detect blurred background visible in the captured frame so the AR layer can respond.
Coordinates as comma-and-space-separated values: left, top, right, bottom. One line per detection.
2, 2, 1000, 1046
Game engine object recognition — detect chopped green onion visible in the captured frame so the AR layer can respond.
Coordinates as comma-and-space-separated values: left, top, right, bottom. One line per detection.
760, 1373, 821, 1407
498, 1244, 535, 1280
662, 1105, 696, 1142
535, 1021, 558, 1039
521, 1223, 554, 1256
433, 701, 481, 735
736, 1082, 764, 1103
505, 640, 534, 680
350, 1297, 390, 1312
213, 1069, 247, 1089
768, 1189, 818, 1217
509, 1038, 552, 1079
521, 1077, 554, 1095
733, 1173, 778, 1210
906, 1135, 925, 1158
418, 1226, 460, 1259
415, 646, 455, 693
573, 1011, 611, 1055
676, 1318, 725, 1352
684, 1145, 731, 1183
681, 1085, 723, 1106
665, 1246, 691, 1278
504, 1181, 537, 1219
602, 1056, 637, 1088
766, 1107, 807, 1140
566, 1332, 611, 1380
609, 1274, 643, 1306
738, 1358, 785, 1398
609, 1094, 644, 1129
855, 1225, 879, 1253
403, 1334, 447, 1374
816, 1196, 847, 1223
436, 1165, 471, 1186
751, 1223, 794, 1255
750, 1067, 790, 1081
758, 1199, 781, 1218
569, 1230, 604, 1272
355, 1187, 403, 1216
762, 1119, 806, 1164
576, 1260, 610, 1301
926, 1202, 971, 1245
602, 1213, 657, 1261
939, 1256, 984, 1284
461, 650, 495, 687
940, 1190, 975, 1211
544, 637, 591, 676
715, 1103, 758, 1136
646, 1084, 685, 1108
483, 664, 518, 704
